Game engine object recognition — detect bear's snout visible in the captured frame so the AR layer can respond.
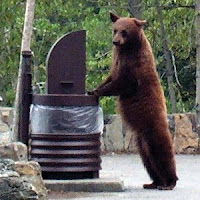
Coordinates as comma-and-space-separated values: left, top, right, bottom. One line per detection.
113, 41, 120, 46
112, 33, 125, 46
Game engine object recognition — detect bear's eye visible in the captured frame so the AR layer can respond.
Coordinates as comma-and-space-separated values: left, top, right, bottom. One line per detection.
121, 30, 127, 37
113, 29, 117, 35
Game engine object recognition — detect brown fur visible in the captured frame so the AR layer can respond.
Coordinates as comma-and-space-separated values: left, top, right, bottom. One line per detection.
89, 13, 178, 190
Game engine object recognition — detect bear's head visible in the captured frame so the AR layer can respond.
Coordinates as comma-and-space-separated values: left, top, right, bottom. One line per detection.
110, 13, 146, 49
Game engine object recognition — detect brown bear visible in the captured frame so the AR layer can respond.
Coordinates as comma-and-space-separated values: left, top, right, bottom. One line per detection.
89, 13, 178, 190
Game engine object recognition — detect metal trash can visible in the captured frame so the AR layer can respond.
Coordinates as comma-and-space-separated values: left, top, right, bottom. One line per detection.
29, 30, 103, 179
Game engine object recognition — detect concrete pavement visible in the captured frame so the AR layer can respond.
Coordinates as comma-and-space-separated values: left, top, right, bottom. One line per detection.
48, 154, 200, 200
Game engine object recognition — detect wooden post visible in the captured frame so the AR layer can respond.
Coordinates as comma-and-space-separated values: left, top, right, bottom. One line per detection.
12, 0, 35, 143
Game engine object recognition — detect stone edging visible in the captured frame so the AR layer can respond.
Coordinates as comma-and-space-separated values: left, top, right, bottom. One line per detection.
0, 107, 199, 154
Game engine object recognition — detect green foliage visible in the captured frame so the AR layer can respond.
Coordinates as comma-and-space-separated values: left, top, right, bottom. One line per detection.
0, 0, 24, 106
0, 0, 196, 114
142, 0, 195, 113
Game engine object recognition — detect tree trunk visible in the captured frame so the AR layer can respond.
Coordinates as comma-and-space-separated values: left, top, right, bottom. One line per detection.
12, 0, 35, 141
195, 0, 200, 148
155, 0, 177, 113
128, 0, 142, 19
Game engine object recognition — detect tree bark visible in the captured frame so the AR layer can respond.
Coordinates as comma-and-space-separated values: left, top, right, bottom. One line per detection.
155, 0, 177, 113
128, 0, 142, 19
195, 0, 200, 147
12, 0, 35, 141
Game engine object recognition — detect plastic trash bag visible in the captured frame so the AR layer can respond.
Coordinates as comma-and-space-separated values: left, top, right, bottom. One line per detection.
30, 104, 104, 134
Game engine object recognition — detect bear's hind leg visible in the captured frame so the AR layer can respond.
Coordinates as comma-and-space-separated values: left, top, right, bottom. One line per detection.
142, 129, 178, 190
137, 137, 163, 189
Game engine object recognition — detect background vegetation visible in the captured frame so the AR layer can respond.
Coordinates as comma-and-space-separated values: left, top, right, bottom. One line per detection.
0, 0, 196, 114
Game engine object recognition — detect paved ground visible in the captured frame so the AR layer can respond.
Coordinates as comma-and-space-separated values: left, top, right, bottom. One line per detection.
48, 154, 200, 200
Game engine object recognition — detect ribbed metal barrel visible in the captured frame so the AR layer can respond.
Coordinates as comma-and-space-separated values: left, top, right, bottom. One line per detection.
30, 133, 101, 179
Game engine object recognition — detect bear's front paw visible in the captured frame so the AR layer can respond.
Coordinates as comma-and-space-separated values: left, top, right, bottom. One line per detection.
87, 90, 99, 97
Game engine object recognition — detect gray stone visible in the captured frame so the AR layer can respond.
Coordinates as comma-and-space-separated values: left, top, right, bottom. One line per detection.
167, 114, 175, 138
174, 114, 198, 154
0, 159, 47, 200
103, 115, 124, 152
100, 136, 106, 153
0, 107, 13, 127
186, 112, 197, 132
124, 128, 138, 153
0, 131, 12, 143
14, 161, 48, 200
0, 141, 47, 200
0, 112, 11, 143
0, 121, 9, 133
0, 177, 38, 200
0, 158, 15, 170
0, 142, 27, 161
0, 108, 13, 144
0, 170, 20, 178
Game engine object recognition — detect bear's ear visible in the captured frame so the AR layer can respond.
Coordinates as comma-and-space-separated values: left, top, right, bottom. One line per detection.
134, 19, 147, 27
110, 13, 120, 23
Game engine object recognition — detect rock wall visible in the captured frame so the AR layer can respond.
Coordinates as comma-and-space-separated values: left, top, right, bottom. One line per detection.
0, 107, 199, 154
0, 142, 47, 200
102, 113, 199, 154
173, 114, 198, 154
0, 107, 13, 143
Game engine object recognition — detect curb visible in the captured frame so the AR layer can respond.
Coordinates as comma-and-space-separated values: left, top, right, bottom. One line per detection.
45, 178, 125, 192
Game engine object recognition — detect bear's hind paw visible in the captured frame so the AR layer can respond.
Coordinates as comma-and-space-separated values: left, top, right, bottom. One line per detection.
157, 183, 176, 190
143, 182, 158, 189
